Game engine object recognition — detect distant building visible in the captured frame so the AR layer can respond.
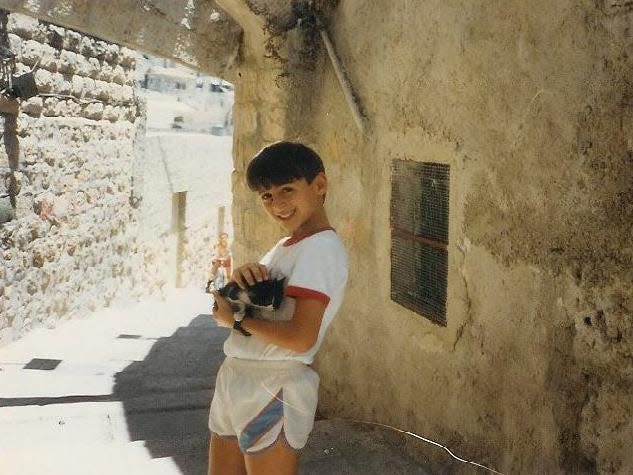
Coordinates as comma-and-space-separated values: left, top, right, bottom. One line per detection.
137, 55, 233, 134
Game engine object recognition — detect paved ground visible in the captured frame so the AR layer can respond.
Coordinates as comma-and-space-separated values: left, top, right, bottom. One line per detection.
0, 289, 441, 475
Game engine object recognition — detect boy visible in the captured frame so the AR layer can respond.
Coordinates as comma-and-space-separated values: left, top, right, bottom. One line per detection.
208, 141, 349, 475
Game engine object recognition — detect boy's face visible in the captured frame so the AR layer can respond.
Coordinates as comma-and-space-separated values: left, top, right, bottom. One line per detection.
258, 173, 327, 235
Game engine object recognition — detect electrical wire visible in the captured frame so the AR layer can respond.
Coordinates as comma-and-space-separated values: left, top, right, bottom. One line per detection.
259, 382, 505, 474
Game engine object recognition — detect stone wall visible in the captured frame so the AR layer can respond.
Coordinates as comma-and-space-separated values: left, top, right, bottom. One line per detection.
0, 12, 233, 346
0, 13, 146, 344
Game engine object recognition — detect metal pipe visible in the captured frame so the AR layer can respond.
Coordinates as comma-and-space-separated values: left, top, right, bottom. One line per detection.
318, 21, 367, 134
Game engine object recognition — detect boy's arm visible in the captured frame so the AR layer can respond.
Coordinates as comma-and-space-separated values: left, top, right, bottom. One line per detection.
241, 297, 326, 353
211, 292, 325, 353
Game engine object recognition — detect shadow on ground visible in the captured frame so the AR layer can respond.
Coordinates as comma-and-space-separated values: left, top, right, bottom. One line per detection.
0, 313, 457, 474
112, 313, 226, 474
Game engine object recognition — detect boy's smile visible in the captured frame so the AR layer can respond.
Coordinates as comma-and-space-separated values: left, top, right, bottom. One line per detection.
258, 173, 329, 237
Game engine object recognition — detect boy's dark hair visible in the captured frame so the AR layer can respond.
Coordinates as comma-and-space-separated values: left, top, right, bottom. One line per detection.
246, 141, 325, 191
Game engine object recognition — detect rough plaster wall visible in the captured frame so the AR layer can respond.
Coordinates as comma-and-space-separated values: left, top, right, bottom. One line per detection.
297, 1, 633, 473
217, 0, 331, 267
0, 13, 144, 344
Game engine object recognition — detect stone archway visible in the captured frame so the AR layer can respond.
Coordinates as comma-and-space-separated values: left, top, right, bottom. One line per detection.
0, 0, 243, 80
0, 1, 330, 268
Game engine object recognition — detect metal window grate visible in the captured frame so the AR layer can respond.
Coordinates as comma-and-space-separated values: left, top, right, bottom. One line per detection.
391, 160, 450, 326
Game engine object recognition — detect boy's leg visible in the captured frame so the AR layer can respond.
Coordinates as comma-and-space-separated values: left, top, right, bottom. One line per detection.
244, 439, 299, 475
208, 434, 247, 475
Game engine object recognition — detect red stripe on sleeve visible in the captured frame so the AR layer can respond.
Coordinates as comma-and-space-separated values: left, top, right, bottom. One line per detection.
285, 286, 330, 306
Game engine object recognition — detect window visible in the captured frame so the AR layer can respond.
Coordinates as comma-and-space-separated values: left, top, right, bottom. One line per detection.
390, 160, 450, 326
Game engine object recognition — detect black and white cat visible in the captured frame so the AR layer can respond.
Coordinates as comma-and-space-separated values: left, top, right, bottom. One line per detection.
216, 277, 287, 323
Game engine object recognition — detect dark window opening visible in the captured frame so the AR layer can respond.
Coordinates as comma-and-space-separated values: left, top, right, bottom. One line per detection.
390, 160, 450, 326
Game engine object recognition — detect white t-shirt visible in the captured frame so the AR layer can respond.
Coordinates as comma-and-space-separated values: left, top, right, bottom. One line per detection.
223, 228, 349, 364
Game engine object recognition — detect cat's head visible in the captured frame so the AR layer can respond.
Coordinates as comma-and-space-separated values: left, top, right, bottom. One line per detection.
218, 278, 286, 309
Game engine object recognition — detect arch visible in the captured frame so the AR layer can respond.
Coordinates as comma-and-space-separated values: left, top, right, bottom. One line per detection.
0, 0, 244, 80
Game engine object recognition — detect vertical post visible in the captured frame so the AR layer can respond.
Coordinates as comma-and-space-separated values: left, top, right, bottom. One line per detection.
172, 191, 187, 288
217, 206, 225, 236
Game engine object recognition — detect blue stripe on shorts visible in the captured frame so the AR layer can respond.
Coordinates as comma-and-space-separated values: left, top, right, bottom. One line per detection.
239, 389, 284, 452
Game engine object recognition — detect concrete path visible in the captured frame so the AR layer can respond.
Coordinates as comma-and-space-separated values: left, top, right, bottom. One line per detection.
0, 289, 437, 475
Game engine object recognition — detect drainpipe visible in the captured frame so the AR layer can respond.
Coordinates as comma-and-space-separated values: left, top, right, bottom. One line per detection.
316, 17, 368, 134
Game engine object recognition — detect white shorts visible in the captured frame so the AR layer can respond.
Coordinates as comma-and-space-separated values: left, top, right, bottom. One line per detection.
208, 357, 320, 454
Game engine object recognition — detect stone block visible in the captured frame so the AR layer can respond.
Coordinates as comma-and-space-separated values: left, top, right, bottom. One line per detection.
16, 115, 33, 137
24, 39, 58, 70
82, 102, 104, 120
46, 25, 66, 50
67, 99, 82, 116
6, 13, 38, 39
94, 41, 109, 61
74, 54, 93, 76
0, 197, 15, 225
7, 33, 22, 57
79, 36, 97, 57
120, 47, 136, 67
125, 105, 138, 121
104, 44, 120, 63
59, 50, 78, 74
42, 97, 58, 117
121, 85, 135, 103
34, 68, 54, 93
58, 75, 73, 95
71, 75, 84, 96
106, 82, 122, 103
97, 61, 114, 82
41, 145, 62, 167
20, 96, 43, 117
112, 65, 126, 85
82, 77, 96, 98
88, 57, 101, 78
103, 105, 120, 122
15, 192, 34, 219
63, 30, 82, 53
31, 23, 49, 44
93, 79, 110, 100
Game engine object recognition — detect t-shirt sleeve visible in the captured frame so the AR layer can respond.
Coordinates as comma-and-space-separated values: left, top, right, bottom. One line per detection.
285, 239, 347, 306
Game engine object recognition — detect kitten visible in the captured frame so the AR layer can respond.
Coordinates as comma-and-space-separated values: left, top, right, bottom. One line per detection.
216, 277, 286, 323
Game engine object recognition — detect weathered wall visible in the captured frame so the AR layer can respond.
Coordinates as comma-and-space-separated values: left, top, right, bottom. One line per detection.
0, 13, 144, 344
298, 2, 633, 474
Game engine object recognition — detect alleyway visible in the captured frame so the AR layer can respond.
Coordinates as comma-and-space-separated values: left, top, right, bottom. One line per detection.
0, 290, 435, 475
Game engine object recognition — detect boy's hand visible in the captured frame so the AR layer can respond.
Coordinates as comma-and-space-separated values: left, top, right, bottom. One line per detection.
211, 291, 234, 328
231, 263, 269, 289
